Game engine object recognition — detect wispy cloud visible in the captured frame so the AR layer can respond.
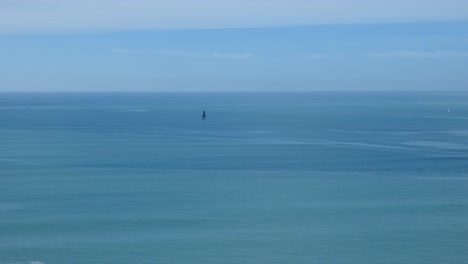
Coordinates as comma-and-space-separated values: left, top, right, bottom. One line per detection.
210, 52, 253, 60
304, 53, 335, 59
110, 48, 253, 60
1, 0, 468, 33
371, 51, 468, 58
109, 48, 142, 55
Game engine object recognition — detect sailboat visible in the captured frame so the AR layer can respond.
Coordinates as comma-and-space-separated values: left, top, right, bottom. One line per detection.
202, 110, 206, 120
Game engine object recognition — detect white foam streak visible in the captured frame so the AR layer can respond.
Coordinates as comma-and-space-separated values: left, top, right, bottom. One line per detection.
414, 176, 468, 181
405, 141, 468, 150
8, 262, 44, 264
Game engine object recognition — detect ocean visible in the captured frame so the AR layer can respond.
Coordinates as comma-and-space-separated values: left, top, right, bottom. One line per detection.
1, 92, 467, 264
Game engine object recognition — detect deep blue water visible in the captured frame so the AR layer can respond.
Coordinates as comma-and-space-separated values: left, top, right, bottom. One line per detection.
1, 92, 468, 264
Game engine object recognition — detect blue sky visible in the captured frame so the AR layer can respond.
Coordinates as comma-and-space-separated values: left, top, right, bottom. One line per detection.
0, 0, 467, 92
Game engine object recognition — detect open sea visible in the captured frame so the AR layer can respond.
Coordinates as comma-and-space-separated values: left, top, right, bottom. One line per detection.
1, 92, 468, 264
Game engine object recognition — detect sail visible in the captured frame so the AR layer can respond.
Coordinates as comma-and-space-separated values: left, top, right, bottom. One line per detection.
202, 110, 206, 120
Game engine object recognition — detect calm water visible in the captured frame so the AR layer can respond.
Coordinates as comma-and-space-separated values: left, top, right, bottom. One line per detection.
1, 92, 468, 264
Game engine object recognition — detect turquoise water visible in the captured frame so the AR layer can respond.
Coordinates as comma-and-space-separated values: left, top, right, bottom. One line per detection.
1, 92, 468, 264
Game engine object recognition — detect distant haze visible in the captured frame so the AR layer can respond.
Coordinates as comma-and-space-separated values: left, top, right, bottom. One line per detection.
1, 0, 468, 33
0, 0, 467, 92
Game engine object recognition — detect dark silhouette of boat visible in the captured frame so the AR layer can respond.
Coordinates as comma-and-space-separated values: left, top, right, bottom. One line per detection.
202, 110, 206, 120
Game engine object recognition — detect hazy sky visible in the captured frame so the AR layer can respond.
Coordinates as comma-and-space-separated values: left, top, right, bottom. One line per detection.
1, 0, 467, 92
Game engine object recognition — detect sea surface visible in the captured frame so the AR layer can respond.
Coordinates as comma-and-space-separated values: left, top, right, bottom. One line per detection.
1, 92, 467, 264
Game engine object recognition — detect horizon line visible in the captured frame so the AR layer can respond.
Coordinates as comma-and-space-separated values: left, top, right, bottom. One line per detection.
1, 90, 467, 94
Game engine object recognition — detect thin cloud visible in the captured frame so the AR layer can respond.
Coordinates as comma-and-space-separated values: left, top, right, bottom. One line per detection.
1, 0, 468, 33
109, 48, 142, 55
371, 51, 468, 58
305, 53, 335, 59
152, 49, 254, 59
111, 48, 253, 60
210, 52, 253, 60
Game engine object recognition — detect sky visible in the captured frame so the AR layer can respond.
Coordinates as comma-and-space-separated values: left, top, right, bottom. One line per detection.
0, 0, 467, 92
